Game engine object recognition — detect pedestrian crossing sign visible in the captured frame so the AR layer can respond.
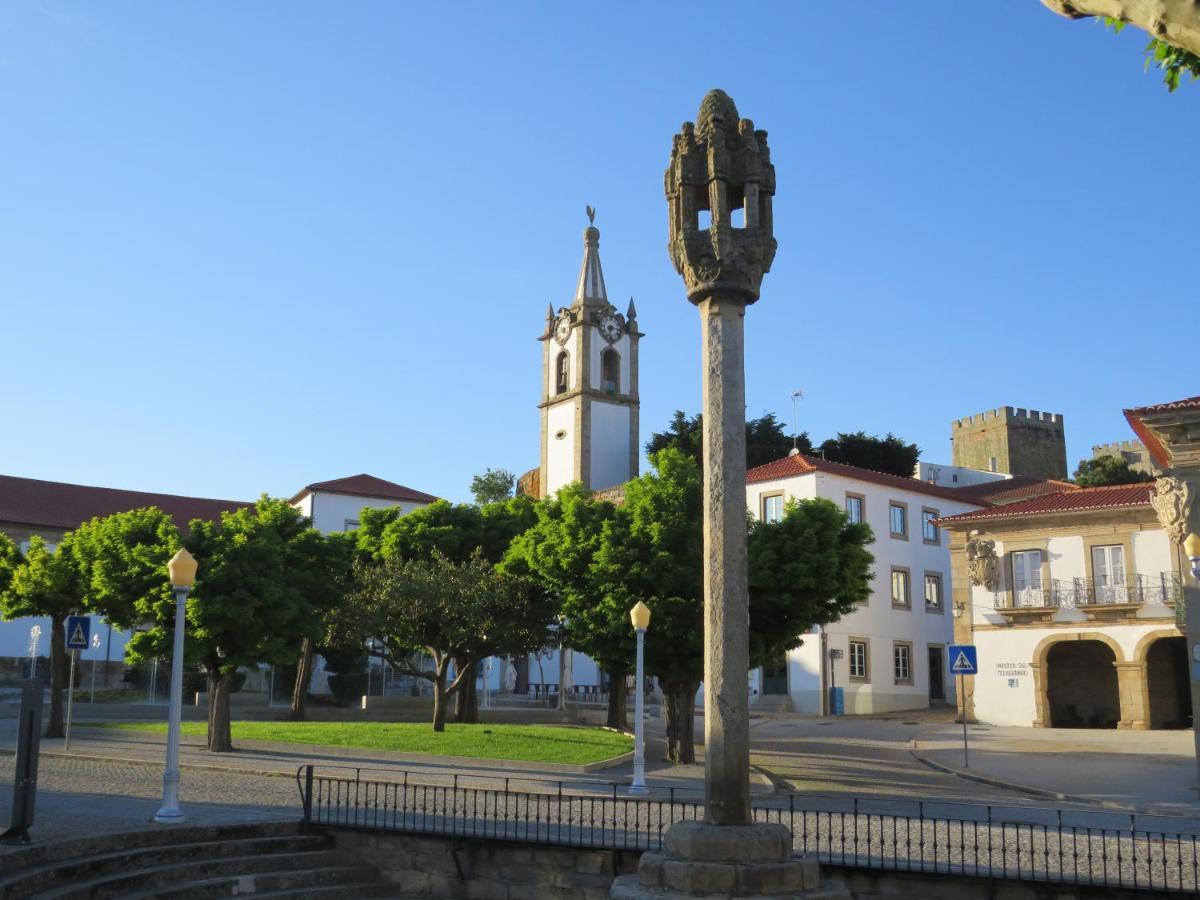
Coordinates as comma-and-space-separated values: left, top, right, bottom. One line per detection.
66, 615, 91, 651
948, 644, 977, 675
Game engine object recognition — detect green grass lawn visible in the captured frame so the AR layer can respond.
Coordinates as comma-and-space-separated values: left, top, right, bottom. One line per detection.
96, 721, 632, 765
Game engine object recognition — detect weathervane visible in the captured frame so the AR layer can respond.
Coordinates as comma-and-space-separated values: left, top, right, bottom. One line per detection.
586, 205, 595, 225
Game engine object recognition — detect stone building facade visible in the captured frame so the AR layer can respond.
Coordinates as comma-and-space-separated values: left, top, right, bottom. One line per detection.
951, 406, 1068, 481
1091, 439, 1156, 477
941, 484, 1188, 730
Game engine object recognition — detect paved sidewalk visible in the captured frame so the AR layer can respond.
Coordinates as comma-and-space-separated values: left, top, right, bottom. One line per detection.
911, 723, 1200, 814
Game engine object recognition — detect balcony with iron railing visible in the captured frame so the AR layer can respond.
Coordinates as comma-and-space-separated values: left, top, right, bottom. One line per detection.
995, 571, 1182, 624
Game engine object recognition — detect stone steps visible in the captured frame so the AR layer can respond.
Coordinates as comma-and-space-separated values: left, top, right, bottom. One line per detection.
0, 821, 394, 898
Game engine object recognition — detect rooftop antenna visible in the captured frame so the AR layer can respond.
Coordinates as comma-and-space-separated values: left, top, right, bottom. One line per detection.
789, 389, 804, 456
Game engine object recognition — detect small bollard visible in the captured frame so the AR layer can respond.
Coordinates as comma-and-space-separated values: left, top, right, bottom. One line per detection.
1, 679, 44, 844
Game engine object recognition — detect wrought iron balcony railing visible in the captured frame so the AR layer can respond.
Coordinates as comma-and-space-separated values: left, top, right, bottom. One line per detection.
996, 572, 1182, 612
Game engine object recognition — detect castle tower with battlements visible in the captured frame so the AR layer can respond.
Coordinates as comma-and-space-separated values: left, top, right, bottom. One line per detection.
951, 406, 1067, 480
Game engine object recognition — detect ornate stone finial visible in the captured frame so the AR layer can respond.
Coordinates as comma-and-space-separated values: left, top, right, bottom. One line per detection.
626, 296, 637, 321
586, 205, 596, 225
1151, 475, 1193, 544
966, 538, 1000, 592
665, 89, 776, 305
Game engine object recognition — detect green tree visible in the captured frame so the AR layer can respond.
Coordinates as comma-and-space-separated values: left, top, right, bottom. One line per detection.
470, 468, 516, 506
1, 536, 84, 737
502, 485, 634, 729
69, 507, 180, 631
748, 498, 875, 669
121, 497, 332, 752
816, 432, 920, 477
597, 449, 704, 762
342, 550, 555, 731
1041, 2, 1200, 90
0, 534, 20, 597
646, 411, 810, 470
288, 529, 355, 721
1072, 455, 1154, 487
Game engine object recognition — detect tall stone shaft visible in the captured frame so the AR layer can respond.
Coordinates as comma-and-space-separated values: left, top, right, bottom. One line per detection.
699, 296, 751, 825
666, 89, 775, 826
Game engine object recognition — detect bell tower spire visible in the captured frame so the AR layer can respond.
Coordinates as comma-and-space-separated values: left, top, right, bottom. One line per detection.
573, 206, 608, 307
538, 208, 643, 498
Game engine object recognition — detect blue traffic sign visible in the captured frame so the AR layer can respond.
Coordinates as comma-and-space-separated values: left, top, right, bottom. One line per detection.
948, 644, 978, 675
65, 616, 91, 651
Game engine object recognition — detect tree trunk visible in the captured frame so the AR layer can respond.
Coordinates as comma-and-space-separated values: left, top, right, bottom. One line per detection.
664, 680, 699, 764
290, 638, 314, 721
1041, 0, 1200, 57
453, 658, 477, 723
207, 669, 235, 752
45, 614, 66, 739
606, 668, 628, 730
431, 665, 449, 733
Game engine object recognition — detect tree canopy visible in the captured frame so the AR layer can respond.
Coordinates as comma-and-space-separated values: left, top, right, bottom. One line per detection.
357, 496, 537, 566
1072, 455, 1154, 487
341, 550, 555, 730
470, 468, 516, 506
816, 432, 920, 477
646, 411, 809, 470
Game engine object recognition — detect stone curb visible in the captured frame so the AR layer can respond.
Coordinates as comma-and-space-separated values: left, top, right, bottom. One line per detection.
907, 736, 1199, 818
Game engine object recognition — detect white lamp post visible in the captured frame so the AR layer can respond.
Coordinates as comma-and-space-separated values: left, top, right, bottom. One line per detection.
156, 547, 197, 824
629, 601, 651, 796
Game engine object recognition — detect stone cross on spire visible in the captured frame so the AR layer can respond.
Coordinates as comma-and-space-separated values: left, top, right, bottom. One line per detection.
573, 206, 608, 307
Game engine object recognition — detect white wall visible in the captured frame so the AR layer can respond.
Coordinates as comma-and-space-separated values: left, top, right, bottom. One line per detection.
545, 402, 577, 496
1047, 536, 1085, 581
590, 402, 631, 493
915, 463, 1010, 488
308, 492, 424, 535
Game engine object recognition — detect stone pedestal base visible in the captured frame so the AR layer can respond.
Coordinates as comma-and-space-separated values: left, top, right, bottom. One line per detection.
609, 823, 849, 900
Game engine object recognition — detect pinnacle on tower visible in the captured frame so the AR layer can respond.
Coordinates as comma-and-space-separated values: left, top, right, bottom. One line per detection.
573, 206, 608, 306
626, 297, 637, 321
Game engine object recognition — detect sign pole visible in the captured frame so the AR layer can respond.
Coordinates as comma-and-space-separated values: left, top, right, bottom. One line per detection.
65, 649, 77, 752
960, 672, 968, 768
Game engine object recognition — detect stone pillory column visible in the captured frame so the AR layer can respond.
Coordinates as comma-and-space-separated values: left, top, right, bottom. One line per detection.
611, 89, 848, 900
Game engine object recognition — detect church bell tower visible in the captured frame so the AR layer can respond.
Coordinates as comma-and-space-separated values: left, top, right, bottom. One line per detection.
538, 209, 641, 497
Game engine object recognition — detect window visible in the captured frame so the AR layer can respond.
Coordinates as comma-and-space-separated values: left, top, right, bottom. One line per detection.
762, 493, 784, 524
848, 639, 869, 681
891, 567, 911, 609
1011, 549, 1044, 607
601, 348, 620, 394
921, 508, 939, 544
1091, 544, 1128, 604
889, 502, 907, 539
344, 519, 360, 531
893, 642, 912, 684
924, 573, 943, 611
845, 493, 864, 525
555, 351, 570, 394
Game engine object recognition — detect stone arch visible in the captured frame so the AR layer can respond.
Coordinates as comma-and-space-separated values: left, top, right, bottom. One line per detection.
1030, 632, 1126, 728
1135, 628, 1190, 729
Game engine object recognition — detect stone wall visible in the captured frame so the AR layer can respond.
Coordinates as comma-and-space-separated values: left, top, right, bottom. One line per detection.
325, 829, 1168, 899
951, 407, 1067, 480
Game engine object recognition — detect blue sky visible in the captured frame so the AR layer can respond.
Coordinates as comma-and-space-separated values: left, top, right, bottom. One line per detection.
1, 3, 1196, 505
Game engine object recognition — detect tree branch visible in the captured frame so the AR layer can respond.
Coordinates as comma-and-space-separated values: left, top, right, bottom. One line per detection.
1042, 0, 1200, 56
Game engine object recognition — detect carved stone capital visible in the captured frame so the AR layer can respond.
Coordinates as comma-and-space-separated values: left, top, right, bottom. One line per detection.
1151, 475, 1195, 545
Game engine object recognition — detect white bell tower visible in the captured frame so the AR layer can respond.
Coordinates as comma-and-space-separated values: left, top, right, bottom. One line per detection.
538, 209, 641, 497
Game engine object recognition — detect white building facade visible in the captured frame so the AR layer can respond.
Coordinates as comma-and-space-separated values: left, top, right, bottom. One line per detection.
745, 454, 984, 715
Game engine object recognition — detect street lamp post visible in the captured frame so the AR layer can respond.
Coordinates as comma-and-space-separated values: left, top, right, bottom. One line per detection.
155, 547, 197, 824
629, 601, 651, 796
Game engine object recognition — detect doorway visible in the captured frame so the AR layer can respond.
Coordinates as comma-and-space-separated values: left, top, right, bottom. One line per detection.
1046, 640, 1119, 728
928, 646, 945, 702
1146, 637, 1192, 729
762, 655, 788, 695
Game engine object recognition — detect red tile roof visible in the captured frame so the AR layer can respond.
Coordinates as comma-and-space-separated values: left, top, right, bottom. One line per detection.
0, 474, 251, 532
290, 474, 438, 505
939, 482, 1154, 525
1123, 396, 1200, 469
746, 453, 986, 506
950, 476, 1078, 505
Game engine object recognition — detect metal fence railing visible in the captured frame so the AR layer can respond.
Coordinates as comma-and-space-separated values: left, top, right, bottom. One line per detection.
296, 765, 1200, 894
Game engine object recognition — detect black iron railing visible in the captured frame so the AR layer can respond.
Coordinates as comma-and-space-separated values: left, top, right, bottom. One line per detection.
998, 572, 1183, 612
296, 765, 1200, 894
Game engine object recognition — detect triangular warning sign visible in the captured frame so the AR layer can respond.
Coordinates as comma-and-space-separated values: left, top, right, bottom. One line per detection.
951, 651, 973, 672
69, 623, 86, 646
